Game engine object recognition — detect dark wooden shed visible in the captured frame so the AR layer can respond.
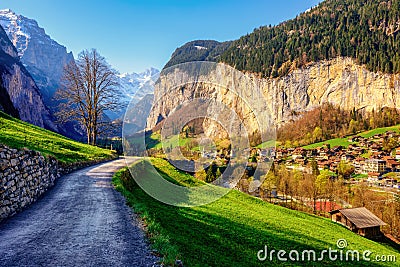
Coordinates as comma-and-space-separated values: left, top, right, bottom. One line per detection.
329, 207, 386, 239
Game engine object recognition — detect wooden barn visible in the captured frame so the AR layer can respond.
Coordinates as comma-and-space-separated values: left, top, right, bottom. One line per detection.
329, 207, 386, 239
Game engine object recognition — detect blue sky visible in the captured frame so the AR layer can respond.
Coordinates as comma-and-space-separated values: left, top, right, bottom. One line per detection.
0, 0, 320, 73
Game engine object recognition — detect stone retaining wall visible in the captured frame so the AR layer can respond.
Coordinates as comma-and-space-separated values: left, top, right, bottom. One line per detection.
0, 144, 116, 222
0, 145, 59, 221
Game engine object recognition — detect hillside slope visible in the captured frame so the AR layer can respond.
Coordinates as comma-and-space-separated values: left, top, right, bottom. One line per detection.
165, 0, 400, 78
150, 0, 400, 138
0, 111, 115, 163
114, 158, 400, 266
164, 40, 231, 69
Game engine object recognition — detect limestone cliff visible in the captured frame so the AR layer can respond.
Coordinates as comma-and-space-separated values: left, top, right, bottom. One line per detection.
148, 58, 400, 138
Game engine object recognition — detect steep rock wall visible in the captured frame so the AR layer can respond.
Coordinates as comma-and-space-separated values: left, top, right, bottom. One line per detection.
148, 58, 400, 137
0, 25, 56, 131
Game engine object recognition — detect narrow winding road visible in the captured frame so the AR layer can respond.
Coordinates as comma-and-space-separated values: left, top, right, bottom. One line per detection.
0, 158, 159, 267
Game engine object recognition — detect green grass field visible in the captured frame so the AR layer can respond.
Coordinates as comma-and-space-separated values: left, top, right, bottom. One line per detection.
302, 125, 400, 149
113, 158, 400, 266
358, 125, 400, 138
256, 140, 278, 149
126, 132, 196, 151
0, 111, 116, 163
149, 132, 195, 150
302, 137, 353, 149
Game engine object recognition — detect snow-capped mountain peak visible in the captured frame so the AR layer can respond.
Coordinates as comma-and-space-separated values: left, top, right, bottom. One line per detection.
0, 9, 74, 103
0, 9, 61, 58
106, 67, 160, 120
118, 68, 159, 98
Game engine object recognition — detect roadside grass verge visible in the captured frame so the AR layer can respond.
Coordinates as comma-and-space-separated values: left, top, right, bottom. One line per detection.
113, 158, 400, 267
112, 168, 180, 265
0, 111, 115, 163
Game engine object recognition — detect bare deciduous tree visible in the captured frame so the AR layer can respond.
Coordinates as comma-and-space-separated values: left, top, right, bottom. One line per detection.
56, 49, 120, 145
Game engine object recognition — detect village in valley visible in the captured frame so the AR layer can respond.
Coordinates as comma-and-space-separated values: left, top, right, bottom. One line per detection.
260, 130, 400, 191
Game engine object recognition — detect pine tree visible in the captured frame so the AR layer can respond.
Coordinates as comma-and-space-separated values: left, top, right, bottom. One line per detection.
205, 166, 215, 183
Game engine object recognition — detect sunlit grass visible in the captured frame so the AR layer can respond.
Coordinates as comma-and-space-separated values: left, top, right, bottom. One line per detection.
0, 111, 116, 163
302, 125, 400, 149
114, 158, 400, 266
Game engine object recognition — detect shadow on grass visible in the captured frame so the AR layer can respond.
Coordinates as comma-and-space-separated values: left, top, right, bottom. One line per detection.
118, 168, 395, 266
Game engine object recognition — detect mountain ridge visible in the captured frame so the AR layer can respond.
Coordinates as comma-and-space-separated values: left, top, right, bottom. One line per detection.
0, 9, 74, 105
0, 24, 56, 131
149, 0, 400, 139
107, 67, 159, 121
0, 9, 159, 139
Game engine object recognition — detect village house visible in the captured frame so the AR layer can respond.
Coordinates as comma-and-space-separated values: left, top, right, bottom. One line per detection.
317, 159, 331, 170
292, 148, 306, 160
363, 159, 386, 174
382, 177, 398, 187
329, 207, 386, 239
353, 157, 365, 174
382, 156, 400, 172
306, 149, 317, 158
315, 149, 329, 161
386, 131, 397, 138
370, 143, 381, 153
341, 154, 355, 162
275, 148, 288, 159
367, 173, 381, 185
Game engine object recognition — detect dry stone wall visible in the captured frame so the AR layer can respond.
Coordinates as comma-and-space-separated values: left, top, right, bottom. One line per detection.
0, 144, 59, 221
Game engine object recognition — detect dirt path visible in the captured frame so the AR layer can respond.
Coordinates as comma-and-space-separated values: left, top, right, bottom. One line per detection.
0, 158, 158, 267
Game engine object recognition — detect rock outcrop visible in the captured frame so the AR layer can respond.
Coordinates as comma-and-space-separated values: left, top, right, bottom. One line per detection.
0, 9, 74, 106
148, 58, 400, 137
0, 24, 56, 130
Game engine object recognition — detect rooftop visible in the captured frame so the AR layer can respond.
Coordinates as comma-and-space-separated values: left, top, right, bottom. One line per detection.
331, 207, 386, 228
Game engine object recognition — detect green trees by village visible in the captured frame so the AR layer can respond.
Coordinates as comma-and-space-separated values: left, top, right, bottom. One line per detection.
277, 103, 400, 147
220, 0, 400, 77
383, 136, 399, 152
205, 165, 215, 183
258, 163, 338, 214
337, 161, 355, 179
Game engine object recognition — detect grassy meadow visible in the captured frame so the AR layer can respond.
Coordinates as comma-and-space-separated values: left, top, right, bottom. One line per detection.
0, 111, 116, 163
113, 158, 400, 266
302, 125, 400, 149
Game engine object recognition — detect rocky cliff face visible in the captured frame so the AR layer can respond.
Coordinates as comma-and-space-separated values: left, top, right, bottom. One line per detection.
0, 9, 74, 106
0, 25, 55, 130
0, 9, 82, 138
148, 58, 400, 138
261, 57, 400, 123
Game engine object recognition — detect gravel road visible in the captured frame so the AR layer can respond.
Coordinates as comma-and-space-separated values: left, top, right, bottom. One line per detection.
0, 158, 159, 267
